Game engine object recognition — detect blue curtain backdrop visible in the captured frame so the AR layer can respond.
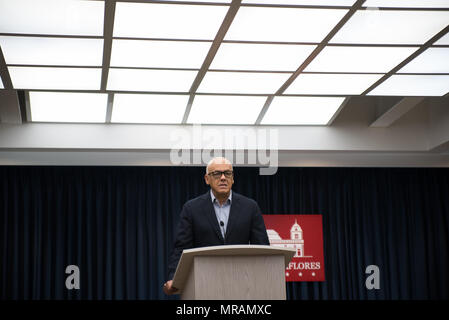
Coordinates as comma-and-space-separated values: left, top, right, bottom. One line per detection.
1, 166, 448, 300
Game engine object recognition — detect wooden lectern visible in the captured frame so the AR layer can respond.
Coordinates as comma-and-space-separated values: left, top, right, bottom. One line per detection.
171, 245, 296, 300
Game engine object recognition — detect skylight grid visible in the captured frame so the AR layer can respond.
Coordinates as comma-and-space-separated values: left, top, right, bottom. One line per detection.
1, 0, 448, 115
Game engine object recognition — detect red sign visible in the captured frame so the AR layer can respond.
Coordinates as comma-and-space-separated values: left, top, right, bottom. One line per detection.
262, 215, 325, 282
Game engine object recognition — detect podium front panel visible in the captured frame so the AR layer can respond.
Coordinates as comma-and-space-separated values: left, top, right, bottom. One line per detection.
181, 255, 286, 300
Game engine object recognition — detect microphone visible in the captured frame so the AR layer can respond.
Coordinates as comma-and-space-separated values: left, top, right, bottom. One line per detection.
220, 221, 224, 227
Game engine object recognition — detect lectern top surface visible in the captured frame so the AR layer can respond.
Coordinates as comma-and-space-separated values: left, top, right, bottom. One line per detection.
172, 245, 295, 292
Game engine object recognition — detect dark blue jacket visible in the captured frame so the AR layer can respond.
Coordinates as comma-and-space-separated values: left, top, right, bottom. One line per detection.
167, 191, 269, 280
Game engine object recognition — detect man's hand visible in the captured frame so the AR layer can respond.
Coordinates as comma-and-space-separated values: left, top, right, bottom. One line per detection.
163, 280, 178, 295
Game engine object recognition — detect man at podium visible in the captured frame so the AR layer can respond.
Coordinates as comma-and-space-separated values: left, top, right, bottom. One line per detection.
163, 157, 270, 295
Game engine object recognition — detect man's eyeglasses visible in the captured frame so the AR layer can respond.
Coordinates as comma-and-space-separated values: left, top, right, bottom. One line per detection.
208, 170, 233, 179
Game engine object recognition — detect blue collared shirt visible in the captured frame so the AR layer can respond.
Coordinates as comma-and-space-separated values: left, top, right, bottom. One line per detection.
210, 189, 232, 239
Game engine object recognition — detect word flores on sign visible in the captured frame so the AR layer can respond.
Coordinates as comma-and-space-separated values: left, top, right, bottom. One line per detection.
263, 215, 325, 281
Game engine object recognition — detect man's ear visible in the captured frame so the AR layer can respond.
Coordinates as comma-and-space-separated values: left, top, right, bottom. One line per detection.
204, 174, 210, 186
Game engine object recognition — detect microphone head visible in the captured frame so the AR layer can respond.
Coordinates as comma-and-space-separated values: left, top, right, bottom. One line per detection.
220, 221, 224, 227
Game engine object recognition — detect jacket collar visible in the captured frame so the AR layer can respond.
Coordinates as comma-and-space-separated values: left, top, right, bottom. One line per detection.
210, 189, 232, 205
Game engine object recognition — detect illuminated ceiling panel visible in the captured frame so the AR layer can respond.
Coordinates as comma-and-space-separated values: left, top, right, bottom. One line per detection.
198, 71, 291, 94
367, 75, 449, 96
188, 95, 266, 124
113, 2, 228, 40
305, 46, 417, 72
242, 0, 356, 5
107, 69, 198, 92
225, 7, 348, 42
0, 36, 104, 66
210, 43, 316, 71
29, 91, 107, 123
363, 0, 449, 8
0, 0, 104, 36
285, 73, 383, 95
399, 48, 449, 73
163, 0, 231, 2
9, 67, 101, 90
110, 39, 211, 69
261, 96, 346, 125
330, 10, 449, 44
112, 94, 189, 124
434, 32, 449, 45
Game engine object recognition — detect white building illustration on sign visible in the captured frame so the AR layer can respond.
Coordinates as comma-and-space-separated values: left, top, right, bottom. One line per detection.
266, 219, 305, 257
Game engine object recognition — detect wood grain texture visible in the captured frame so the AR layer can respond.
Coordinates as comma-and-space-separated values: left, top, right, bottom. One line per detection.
172, 245, 295, 294
185, 255, 286, 300
180, 264, 195, 300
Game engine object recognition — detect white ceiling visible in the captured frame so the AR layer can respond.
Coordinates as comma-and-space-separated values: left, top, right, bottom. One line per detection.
0, 0, 449, 124
0, 0, 448, 167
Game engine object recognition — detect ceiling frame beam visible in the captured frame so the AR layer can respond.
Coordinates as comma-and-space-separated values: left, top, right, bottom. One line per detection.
5, 64, 449, 77
273, 0, 366, 95
105, 93, 114, 123
100, 0, 116, 92
182, 0, 242, 124
254, 0, 366, 124
0, 46, 13, 89
361, 25, 449, 95
23, 88, 380, 97
370, 97, 425, 128
0, 32, 446, 48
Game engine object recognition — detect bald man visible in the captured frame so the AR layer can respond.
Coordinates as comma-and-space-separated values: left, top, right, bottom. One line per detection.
163, 157, 269, 295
